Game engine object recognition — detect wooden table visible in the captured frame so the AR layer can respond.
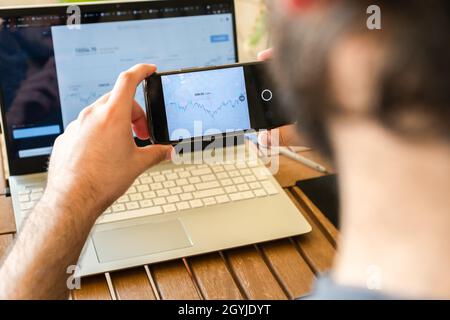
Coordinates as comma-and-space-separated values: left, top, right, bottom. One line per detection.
0, 140, 338, 300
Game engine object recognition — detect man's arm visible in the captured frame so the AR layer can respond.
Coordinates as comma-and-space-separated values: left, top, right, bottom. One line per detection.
0, 64, 172, 299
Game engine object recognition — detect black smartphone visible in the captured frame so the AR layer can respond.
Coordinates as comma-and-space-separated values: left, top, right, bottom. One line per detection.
144, 61, 292, 144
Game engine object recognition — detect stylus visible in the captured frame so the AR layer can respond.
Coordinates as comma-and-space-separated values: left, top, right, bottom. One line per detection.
277, 147, 328, 174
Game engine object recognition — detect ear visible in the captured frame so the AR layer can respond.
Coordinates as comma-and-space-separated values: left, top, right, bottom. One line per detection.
282, 0, 327, 14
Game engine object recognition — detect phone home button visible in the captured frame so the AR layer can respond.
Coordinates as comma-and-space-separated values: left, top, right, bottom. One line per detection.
261, 89, 273, 102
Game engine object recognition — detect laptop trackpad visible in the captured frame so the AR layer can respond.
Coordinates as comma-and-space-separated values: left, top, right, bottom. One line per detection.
92, 219, 193, 263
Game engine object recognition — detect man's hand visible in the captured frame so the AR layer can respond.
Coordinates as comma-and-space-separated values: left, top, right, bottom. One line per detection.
256, 49, 305, 147
0, 64, 173, 299
45, 64, 172, 220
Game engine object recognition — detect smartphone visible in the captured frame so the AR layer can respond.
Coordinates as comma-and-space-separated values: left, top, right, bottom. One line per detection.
144, 61, 292, 144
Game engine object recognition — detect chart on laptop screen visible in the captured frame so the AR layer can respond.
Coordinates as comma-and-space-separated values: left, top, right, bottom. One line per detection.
162, 67, 251, 140
51, 14, 236, 128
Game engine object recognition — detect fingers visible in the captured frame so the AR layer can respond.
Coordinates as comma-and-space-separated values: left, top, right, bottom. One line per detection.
258, 125, 304, 147
137, 144, 173, 170
108, 64, 156, 116
257, 48, 274, 61
131, 100, 150, 140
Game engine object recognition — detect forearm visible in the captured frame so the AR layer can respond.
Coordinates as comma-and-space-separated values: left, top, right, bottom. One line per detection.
0, 191, 100, 299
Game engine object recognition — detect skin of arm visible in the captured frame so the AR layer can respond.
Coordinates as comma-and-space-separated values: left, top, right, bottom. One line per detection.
0, 64, 172, 299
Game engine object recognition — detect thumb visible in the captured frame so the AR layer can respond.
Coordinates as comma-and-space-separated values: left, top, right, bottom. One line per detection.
137, 144, 173, 170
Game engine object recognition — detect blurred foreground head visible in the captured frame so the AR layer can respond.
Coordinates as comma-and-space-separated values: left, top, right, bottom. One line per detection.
269, 0, 450, 156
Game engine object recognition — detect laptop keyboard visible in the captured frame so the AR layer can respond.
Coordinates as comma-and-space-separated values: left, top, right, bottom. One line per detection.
16, 162, 279, 224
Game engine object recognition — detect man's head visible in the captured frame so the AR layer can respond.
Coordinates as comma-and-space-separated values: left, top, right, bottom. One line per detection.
269, 0, 450, 157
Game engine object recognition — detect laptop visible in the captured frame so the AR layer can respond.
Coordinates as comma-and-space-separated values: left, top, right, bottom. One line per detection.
0, 0, 311, 276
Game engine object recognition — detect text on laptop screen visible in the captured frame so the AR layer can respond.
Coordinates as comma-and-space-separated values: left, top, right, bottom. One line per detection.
0, 1, 237, 172
162, 66, 251, 140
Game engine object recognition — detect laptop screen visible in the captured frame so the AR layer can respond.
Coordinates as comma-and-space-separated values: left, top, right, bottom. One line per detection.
0, 0, 237, 175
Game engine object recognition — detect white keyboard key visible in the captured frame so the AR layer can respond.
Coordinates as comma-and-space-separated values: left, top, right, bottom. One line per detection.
188, 176, 201, 184
191, 168, 212, 176
235, 162, 247, 169
148, 171, 160, 176
170, 186, 183, 195
173, 167, 185, 172
193, 187, 224, 199
139, 199, 153, 208
163, 204, 177, 213
229, 193, 242, 201
167, 195, 180, 203
19, 195, 29, 202
241, 169, 252, 176
261, 181, 279, 195
30, 187, 44, 193
157, 189, 170, 197
176, 201, 191, 210
140, 172, 149, 177
137, 185, 150, 192
178, 171, 191, 178
195, 181, 220, 190
30, 192, 43, 201
126, 202, 139, 210
20, 201, 35, 210
112, 203, 126, 212
182, 185, 196, 192
203, 197, 217, 206
104, 207, 112, 214
232, 177, 245, 184
216, 194, 230, 204
189, 199, 203, 208
132, 179, 140, 186
18, 189, 30, 195
216, 172, 228, 179
153, 197, 167, 205
143, 191, 156, 199
249, 182, 261, 189
220, 179, 233, 186
224, 164, 235, 171
161, 169, 172, 174
244, 175, 257, 183
254, 188, 267, 197
166, 173, 178, 180
176, 178, 188, 186
150, 182, 163, 190
180, 193, 193, 201
252, 168, 270, 181
140, 177, 153, 184
212, 166, 224, 173
228, 170, 239, 177
237, 184, 250, 192
201, 174, 216, 182
125, 186, 137, 194
130, 193, 143, 201
225, 185, 238, 193
153, 175, 165, 182
117, 195, 129, 203
241, 191, 255, 199
163, 181, 176, 188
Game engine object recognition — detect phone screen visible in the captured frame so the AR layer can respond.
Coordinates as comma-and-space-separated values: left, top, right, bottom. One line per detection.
161, 66, 251, 140
146, 62, 292, 144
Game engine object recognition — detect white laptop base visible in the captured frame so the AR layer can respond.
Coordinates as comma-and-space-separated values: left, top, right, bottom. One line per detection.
9, 143, 311, 277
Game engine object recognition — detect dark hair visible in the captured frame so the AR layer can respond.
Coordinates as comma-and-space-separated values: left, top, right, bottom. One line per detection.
270, 0, 450, 157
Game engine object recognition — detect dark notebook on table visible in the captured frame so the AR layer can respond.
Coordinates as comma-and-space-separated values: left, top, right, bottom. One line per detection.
296, 174, 340, 229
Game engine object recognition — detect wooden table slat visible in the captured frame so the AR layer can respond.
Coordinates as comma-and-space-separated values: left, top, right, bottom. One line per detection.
187, 252, 244, 300
287, 189, 336, 274
150, 259, 202, 300
110, 267, 156, 300
71, 274, 112, 300
258, 239, 315, 299
291, 187, 338, 246
0, 233, 13, 259
224, 246, 288, 300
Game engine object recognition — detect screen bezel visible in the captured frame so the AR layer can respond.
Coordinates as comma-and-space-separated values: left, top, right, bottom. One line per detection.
0, 0, 238, 176
145, 61, 289, 145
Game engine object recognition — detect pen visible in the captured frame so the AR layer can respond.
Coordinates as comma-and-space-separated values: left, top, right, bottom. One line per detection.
277, 146, 328, 174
